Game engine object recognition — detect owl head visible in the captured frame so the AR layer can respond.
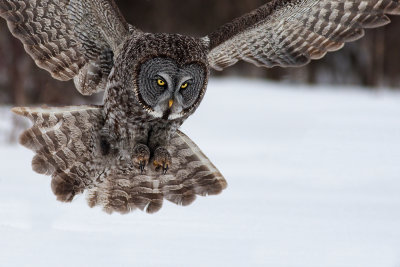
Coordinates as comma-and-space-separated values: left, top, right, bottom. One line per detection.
127, 33, 209, 120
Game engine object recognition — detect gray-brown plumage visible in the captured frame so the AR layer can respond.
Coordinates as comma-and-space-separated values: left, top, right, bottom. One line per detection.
0, 0, 130, 95
206, 0, 400, 70
13, 106, 226, 214
2, 0, 400, 213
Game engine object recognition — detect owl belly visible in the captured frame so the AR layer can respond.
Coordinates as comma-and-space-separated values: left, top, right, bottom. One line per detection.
102, 107, 184, 153
105, 114, 185, 174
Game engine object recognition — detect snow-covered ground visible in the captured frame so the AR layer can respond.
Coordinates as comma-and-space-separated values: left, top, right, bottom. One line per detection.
1, 78, 400, 267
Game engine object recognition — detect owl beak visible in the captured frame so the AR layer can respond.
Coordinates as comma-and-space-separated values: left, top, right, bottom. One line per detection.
168, 99, 174, 108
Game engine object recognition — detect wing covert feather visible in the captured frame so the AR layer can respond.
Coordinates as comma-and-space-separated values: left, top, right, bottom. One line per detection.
0, 0, 132, 95
206, 0, 400, 70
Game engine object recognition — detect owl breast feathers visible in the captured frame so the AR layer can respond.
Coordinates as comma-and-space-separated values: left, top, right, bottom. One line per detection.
2, 0, 399, 213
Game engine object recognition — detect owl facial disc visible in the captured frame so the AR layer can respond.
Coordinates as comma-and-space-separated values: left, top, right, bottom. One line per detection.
137, 57, 206, 120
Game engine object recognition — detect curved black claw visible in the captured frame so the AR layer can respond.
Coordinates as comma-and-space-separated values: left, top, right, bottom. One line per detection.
139, 161, 146, 174
162, 163, 169, 175
133, 144, 150, 173
153, 147, 171, 175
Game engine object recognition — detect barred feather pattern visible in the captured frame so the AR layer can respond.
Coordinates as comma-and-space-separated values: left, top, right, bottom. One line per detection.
206, 0, 400, 70
12, 106, 227, 214
0, 0, 130, 95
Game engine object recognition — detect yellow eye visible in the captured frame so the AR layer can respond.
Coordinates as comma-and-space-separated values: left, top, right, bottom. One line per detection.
181, 83, 188, 89
157, 79, 166, 86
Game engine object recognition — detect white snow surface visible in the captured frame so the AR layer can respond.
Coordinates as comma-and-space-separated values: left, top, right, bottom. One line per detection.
1, 78, 400, 267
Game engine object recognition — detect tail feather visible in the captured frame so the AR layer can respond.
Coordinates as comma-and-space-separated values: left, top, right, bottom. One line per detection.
13, 105, 227, 214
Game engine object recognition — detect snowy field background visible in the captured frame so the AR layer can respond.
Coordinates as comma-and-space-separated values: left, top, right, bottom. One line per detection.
1, 78, 400, 267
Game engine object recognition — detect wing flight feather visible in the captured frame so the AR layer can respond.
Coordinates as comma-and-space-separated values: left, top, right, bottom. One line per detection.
205, 0, 400, 70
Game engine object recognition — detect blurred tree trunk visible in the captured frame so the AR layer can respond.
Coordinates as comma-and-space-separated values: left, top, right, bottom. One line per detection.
10, 38, 26, 106
367, 29, 385, 87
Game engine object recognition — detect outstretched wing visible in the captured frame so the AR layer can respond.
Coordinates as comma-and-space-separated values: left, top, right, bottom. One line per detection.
0, 0, 133, 95
12, 106, 227, 214
205, 0, 400, 71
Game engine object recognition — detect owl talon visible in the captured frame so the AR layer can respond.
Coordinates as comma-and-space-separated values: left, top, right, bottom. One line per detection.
133, 144, 151, 173
139, 161, 146, 174
153, 147, 171, 175
162, 164, 169, 175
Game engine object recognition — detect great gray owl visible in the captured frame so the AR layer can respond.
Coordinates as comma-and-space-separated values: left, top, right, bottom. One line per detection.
1, 0, 399, 214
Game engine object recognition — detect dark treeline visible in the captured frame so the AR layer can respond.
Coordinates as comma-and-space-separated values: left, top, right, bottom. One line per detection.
1, 0, 400, 105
